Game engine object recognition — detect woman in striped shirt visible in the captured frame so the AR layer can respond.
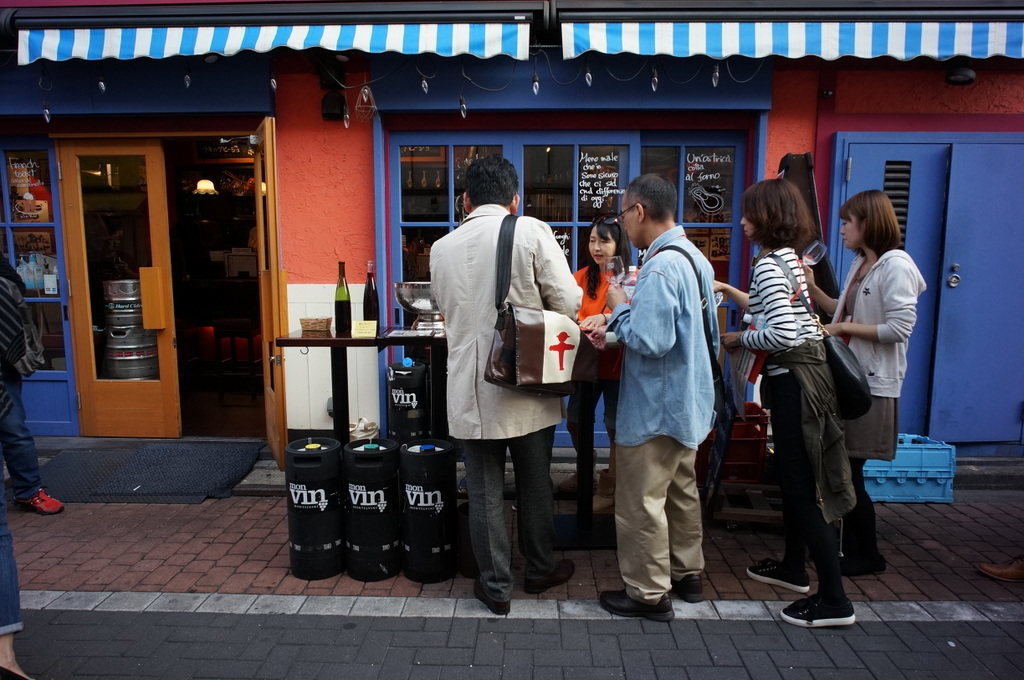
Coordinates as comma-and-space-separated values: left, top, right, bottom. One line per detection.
716, 179, 856, 629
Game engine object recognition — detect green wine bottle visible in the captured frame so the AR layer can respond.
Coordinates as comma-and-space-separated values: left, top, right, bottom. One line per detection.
334, 261, 352, 334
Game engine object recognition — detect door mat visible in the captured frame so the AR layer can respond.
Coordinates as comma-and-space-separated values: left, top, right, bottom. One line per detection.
31, 442, 263, 504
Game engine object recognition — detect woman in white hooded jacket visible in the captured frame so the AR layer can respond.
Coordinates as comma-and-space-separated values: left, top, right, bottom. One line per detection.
805, 189, 926, 577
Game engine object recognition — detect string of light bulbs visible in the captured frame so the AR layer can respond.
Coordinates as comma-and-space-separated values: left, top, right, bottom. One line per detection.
33, 48, 764, 124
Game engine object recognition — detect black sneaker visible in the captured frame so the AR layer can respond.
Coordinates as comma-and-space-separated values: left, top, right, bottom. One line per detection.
780, 595, 856, 628
746, 558, 810, 594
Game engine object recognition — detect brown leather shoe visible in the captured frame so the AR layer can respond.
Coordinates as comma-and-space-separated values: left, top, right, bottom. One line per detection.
473, 578, 510, 616
524, 558, 575, 594
670, 574, 704, 603
599, 589, 674, 622
978, 556, 1024, 582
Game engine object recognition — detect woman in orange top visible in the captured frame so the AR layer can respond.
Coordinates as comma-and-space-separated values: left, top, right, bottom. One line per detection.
560, 214, 631, 513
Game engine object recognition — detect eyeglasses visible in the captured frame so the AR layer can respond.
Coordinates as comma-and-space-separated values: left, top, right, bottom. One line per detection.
599, 203, 639, 227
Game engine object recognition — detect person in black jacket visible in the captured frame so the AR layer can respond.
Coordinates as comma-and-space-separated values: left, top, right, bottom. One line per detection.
0, 259, 62, 515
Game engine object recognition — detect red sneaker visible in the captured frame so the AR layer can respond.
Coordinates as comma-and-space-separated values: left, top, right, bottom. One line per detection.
14, 489, 64, 515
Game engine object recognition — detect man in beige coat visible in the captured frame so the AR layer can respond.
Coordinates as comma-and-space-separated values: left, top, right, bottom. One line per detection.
430, 155, 581, 615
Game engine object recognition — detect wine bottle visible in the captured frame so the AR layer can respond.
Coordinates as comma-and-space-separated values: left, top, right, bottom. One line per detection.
363, 260, 379, 324
334, 261, 352, 334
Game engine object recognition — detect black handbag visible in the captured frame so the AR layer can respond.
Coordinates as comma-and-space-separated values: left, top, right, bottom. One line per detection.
769, 254, 872, 420
483, 214, 598, 397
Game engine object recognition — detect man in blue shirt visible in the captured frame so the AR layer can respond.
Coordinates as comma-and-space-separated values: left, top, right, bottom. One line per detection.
598, 174, 718, 622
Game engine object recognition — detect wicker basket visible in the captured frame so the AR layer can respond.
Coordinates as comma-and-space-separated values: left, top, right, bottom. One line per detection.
299, 317, 332, 332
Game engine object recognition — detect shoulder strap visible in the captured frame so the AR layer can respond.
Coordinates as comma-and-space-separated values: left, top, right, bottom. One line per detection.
493, 213, 518, 310
659, 244, 717, 369
767, 253, 815, 316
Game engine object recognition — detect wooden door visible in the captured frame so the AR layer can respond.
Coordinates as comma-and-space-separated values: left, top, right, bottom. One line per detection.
58, 138, 180, 436
254, 118, 288, 466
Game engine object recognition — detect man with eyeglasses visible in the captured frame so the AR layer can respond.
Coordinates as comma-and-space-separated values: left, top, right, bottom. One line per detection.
430, 155, 580, 616
595, 174, 719, 622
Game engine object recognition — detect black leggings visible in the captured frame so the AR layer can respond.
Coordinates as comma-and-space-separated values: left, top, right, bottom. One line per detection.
768, 371, 847, 606
841, 458, 880, 558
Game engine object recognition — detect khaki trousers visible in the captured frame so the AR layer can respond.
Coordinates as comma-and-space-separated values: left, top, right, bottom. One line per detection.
615, 435, 704, 604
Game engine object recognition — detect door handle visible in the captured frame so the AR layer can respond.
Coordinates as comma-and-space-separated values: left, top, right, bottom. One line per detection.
139, 267, 168, 329
947, 273, 961, 288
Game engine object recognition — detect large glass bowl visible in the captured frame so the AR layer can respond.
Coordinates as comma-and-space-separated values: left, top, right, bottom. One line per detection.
394, 282, 445, 332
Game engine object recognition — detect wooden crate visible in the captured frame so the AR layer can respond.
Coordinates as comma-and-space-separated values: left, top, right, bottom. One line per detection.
711, 482, 783, 524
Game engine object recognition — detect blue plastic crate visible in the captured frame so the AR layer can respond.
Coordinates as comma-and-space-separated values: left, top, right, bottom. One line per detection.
862, 434, 956, 503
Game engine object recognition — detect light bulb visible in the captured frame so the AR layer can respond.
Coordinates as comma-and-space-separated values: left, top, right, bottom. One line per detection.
343, 102, 350, 128
712, 63, 720, 88
651, 68, 659, 92
361, 86, 369, 103
270, 74, 277, 92
184, 67, 192, 88
584, 65, 593, 87
421, 76, 429, 94
98, 76, 106, 94
42, 102, 51, 124
532, 73, 540, 95
459, 95, 467, 118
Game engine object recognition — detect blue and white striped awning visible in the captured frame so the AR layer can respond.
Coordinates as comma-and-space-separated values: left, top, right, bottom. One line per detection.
19, 23, 531, 65
562, 21, 1024, 61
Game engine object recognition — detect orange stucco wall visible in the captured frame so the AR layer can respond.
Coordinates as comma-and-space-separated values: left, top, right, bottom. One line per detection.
836, 70, 1024, 114
764, 67, 1024, 179
274, 68, 377, 284
765, 70, 820, 178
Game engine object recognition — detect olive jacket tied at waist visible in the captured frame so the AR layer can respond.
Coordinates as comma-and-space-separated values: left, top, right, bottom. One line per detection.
765, 339, 856, 523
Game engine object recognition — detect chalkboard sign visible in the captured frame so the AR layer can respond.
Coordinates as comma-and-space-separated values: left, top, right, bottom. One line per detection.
683, 147, 734, 223
577, 145, 627, 218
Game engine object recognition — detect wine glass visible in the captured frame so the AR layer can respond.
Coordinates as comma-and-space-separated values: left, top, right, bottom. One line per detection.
604, 256, 626, 286
802, 240, 828, 265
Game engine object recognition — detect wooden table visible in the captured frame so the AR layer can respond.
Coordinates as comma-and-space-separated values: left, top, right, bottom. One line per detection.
275, 328, 614, 548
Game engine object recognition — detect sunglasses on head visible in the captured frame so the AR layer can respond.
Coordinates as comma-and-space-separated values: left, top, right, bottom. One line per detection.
596, 204, 638, 227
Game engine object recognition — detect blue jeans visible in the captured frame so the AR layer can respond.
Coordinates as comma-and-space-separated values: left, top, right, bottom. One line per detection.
0, 468, 22, 636
462, 426, 557, 601
1, 367, 42, 499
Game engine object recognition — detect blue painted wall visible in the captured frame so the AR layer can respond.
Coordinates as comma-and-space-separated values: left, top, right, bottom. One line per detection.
371, 50, 772, 113
0, 52, 274, 117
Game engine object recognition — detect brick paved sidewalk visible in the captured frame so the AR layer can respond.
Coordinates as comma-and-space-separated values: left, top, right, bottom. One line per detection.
9, 495, 1024, 604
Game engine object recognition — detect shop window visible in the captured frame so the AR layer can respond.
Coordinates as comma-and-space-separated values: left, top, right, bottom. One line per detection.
641, 146, 682, 191
79, 154, 158, 380
400, 145, 448, 223
576, 145, 628, 222
523, 145, 574, 223
453, 145, 502, 222
399, 144, 502, 285
6, 149, 54, 224
643, 144, 737, 280
5, 150, 64, 294
33, 301, 65, 370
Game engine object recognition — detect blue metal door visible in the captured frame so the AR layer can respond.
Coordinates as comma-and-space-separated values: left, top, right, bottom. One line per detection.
842, 142, 948, 437
931, 143, 1024, 446
839, 136, 1024, 450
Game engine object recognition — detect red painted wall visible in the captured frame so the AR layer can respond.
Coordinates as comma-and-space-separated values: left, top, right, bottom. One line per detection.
274, 59, 376, 284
